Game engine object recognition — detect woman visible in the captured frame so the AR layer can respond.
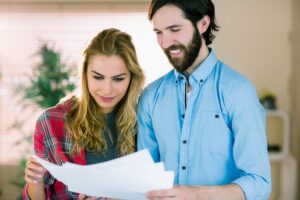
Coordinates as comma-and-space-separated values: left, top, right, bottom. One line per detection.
23, 28, 145, 200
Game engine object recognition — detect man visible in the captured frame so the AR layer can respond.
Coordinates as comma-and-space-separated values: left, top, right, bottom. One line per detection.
137, 0, 271, 199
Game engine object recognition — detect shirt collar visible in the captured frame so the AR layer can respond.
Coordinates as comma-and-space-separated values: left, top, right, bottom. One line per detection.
174, 48, 218, 85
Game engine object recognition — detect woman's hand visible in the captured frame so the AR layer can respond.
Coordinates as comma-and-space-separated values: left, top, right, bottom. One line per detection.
78, 194, 115, 200
78, 194, 98, 200
24, 156, 46, 184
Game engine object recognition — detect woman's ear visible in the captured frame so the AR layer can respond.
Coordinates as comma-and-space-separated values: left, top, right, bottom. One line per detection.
197, 15, 210, 34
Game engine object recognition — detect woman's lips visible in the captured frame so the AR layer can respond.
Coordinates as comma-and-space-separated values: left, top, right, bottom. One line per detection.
100, 96, 114, 102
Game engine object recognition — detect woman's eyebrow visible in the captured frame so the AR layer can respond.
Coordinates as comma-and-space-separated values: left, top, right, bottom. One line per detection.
91, 70, 104, 76
91, 70, 128, 78
112, 73, 128, 78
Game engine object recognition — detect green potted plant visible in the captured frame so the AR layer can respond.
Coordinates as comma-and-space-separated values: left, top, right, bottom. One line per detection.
259, 91, 277, 110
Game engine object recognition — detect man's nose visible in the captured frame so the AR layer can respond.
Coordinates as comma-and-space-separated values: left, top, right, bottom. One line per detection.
161, 35, 174, 49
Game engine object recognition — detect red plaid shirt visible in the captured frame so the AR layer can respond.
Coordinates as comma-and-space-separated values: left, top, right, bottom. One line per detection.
23, 98, 88, 200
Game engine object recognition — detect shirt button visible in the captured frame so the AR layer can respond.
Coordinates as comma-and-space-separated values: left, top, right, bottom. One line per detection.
215, 114, 219, 118
182, 166, 186, 170
183, 140, 187, 144
200, 79, 204, 83
181, 114, 185, 118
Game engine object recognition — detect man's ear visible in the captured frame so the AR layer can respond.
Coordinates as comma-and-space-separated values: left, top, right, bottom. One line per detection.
197, 15, 210, 34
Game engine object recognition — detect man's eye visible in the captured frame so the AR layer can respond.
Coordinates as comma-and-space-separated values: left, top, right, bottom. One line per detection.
113, 77, 125, 82
93, 76, 104, 80
171, 29, 180, 32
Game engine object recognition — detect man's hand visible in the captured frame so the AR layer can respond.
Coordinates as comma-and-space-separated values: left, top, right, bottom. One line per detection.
146, 186, 201, 200
146, 184, 245, 200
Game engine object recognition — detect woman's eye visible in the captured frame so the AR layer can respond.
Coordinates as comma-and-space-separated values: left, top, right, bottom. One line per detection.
93, 76, 104, 80
113, 77, 125, 82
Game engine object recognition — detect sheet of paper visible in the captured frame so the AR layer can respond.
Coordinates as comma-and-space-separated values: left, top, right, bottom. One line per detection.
33, 150, 174, 199
67, 185, 147, 200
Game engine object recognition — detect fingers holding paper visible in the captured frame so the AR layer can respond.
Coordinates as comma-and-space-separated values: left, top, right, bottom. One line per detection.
24, 156, 47, 184
78, 194, 111, 200
78, 194, 99, 200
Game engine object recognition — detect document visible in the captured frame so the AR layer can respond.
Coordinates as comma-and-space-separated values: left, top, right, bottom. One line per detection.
33, 150, 174, 200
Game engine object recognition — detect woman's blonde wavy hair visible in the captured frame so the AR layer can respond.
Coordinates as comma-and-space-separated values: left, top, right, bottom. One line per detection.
66, 28, 145, 156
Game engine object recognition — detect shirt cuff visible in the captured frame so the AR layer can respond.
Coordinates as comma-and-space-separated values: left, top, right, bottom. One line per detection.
22, 183, 31, 200
231, 175, 271, 200
232, 177, 252, 199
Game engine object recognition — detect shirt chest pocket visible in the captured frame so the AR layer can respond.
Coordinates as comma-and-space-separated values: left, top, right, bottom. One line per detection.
193, 110, 233, 156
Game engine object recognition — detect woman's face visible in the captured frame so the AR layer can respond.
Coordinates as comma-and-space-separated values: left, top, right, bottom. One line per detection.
87, 54, 131, 113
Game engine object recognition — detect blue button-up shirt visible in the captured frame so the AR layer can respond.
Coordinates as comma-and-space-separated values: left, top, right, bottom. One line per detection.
137, 50, 271, 200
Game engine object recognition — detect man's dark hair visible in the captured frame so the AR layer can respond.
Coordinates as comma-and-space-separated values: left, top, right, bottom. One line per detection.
148, 0, 219, 45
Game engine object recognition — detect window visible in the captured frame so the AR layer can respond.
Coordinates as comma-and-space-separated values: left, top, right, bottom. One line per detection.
0, 4, 171, 164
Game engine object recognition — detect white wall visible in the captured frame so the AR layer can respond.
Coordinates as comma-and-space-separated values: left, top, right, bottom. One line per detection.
213, 0, 292, 112
291, 0, 300, 197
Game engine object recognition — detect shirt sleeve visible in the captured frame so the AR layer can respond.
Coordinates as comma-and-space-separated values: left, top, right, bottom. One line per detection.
22, 112, 55, 200
137, 89, 160, 162
22, 184, 31, 200
226, 81, 272, 200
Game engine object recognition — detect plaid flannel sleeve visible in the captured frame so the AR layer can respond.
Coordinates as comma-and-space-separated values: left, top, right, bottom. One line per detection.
23, 111, 56, 200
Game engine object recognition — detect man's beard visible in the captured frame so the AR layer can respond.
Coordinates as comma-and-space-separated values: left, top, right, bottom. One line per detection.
164, 28, 201, 73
